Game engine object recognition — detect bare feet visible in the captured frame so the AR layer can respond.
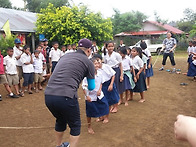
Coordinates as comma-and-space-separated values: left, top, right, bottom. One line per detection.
39, 86, 43, 90
110, 106, 114, 112
96, 117, 104, 122
139, 99, 145, 103
128, 98, 133, 101
103, 118, 109, 124
118, 100, 124, 105
35, 89, 39, 93
88, 127, 95, 134
125, 101, 128, 106
111, 107, 118, 113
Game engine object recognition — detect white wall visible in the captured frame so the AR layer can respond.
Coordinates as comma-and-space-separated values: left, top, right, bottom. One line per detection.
140, 22, 164, 31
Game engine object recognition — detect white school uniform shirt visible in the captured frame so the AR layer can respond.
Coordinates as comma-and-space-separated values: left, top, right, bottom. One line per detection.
131, 55, 144, 70
64, 49, 75, 55
142, 48, 151, 59
192, 46, 196, 54
122, 55, 133, 71
142, 55, 148, 69
32, 52, 46, 63
49, 49, 61, 62
82, 72, 104, 101
98, 64, 116, 83
13, 46, 23, 66
3, 55, 17, 75
187, 46, 193, 55
193, 60, 196, 65
61, 51, 66, 56
104, 51, 122, 68
33, 56, 43, 74
20, 53, 34, 73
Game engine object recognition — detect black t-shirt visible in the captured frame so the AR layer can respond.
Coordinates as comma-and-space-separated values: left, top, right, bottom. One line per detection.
45, 49, 95, 98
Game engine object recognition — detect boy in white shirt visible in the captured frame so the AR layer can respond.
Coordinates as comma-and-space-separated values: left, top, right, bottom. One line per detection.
4, 47, 20, 97
33, 50, 45, 92
49, 42, 61, 73
20, 45, 34, 96
13, 38, 23, 90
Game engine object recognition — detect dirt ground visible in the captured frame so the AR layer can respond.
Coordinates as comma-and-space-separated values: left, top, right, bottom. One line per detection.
0, 52, 195, 147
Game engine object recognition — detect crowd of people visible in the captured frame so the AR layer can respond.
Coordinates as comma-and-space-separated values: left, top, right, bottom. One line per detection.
0, 38, 78, 101
0, 35, 195, 147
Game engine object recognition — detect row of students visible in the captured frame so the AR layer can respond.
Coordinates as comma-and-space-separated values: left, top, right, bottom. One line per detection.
186, 40, 196, 80
81, 41, 152, 134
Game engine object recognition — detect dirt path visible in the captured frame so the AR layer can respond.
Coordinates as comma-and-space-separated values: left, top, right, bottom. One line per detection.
0, 52, 195, 147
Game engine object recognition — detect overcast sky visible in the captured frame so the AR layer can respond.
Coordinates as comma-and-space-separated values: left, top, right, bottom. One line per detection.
10, 0, 196, 21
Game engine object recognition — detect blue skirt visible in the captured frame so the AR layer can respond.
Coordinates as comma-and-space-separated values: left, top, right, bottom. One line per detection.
113, 67, 124, 94
85, 97, 109, 118
146, 59, 153, 77
123, 74, 132, 91
102, 80, 120, 106
187, 55, 193, 64
132, 70, 147, 93
187, 62, 196, 77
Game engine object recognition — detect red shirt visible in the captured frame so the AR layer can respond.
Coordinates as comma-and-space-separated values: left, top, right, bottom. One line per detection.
0, 54, 5, 74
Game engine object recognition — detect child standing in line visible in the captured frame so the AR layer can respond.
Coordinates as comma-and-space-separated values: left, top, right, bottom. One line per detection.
33, 50, 45, 93
140, 41, 153, 89
65, 44, 75, 54
118, 47, 136, 106
0, 49, 19, 100
60, 45, 66, 56
71, 43, 77, 51
82, 57, 109, 134
130, 47, 147, 103
3, 47, 20, 97
103, 41, 124, 96
187, 55, 196, 81
20, 45, 34, 96
13, 38, 23, 91
187, 41, 193, 71
49, 42, 61, 73
94, 54, 120, 114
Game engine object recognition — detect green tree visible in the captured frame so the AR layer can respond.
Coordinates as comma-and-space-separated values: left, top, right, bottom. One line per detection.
36, 4, 113, 46
177, 8, 196, 33
112, 9, 147, 35
0, 0, 12, 8
0, 35, 15, 56
24, 0, 69, 13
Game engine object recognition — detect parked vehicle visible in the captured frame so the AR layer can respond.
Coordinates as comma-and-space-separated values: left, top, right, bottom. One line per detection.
129, 39, 163, 54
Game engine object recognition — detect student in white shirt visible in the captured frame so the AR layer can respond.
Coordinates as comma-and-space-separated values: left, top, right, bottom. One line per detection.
65, 44, 75, 54
82, 57, 109, 134
94, 53, 120, 115
33, 50, 45, 93
130, 47, 147, 103
20, 45, 34, 96
103, 41, 124, 96
187, 41, 193, 71
49, 42, 61, 73
91, 41, 99, 55
118, 47, 135, 106
3, 47, 20, 97
13, 38, 23, 90
140, 41, 154, 89
60, 45, 66, 56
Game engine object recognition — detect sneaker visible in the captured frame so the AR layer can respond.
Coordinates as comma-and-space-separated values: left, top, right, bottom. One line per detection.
60, 142, 70, 147
9, 94, 19, 98
159, 67, 164, 71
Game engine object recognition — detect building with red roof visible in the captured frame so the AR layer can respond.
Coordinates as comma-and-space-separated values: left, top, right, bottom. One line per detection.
115, 21, 184, 37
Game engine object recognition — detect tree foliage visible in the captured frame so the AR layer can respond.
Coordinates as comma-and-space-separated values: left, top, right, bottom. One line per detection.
111, 9, 147, 35
177, 8, 196, 33
24, 0, 69, 13
36, 4, 113, 46
0, 35, 15, 56
0, 0, 12, 8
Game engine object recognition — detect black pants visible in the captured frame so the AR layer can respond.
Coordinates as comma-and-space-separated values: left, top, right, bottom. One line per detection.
162, 52, 176, 66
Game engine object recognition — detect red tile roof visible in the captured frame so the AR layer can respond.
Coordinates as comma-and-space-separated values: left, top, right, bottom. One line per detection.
146, 21, 184, 34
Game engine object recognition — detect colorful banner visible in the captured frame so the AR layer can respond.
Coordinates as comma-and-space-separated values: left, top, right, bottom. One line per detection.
3, 20, 11, 38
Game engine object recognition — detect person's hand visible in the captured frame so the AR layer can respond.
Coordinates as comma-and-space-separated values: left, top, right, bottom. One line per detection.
86, 96, 92, 102
174, 115, 196, 145
97, 90, 101, 96
136, 73, 140, 80
108, 84, 113, 91
120, 75, 123, 82
50, 64, 52, 67
134, 77, 137, 83
148, 64, 151, 69
160, 48, 164, 52
43, 74, 51, 80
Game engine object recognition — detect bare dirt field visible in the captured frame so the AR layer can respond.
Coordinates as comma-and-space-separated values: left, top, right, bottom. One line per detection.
0, 52, 195, 147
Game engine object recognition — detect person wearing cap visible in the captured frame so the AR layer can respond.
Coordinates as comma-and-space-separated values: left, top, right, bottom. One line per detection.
45, 38, 95, 147
13, 38, 23, 91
